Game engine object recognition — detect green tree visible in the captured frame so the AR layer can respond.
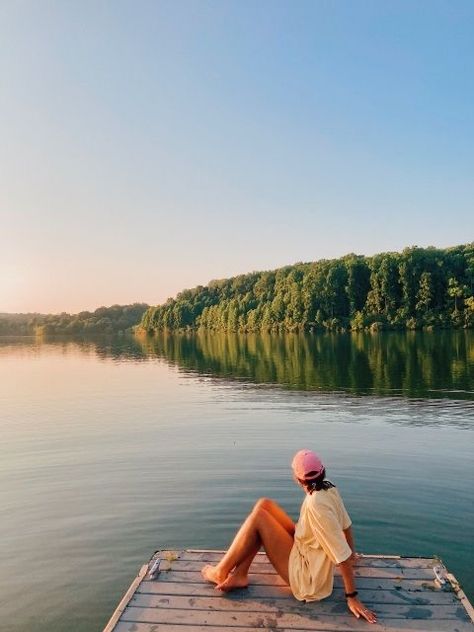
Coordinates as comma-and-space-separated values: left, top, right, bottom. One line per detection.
344, 256, 371, 316
416, 272, 433, 313
447, 277, 466, 312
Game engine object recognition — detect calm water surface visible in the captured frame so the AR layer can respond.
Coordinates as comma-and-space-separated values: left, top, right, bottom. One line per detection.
0, 332, 473, 632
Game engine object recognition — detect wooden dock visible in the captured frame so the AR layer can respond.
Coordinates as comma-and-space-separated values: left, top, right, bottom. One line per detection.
103, 550, 474, 632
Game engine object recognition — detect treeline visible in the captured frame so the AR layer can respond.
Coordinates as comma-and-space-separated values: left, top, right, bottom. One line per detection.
0, 303, 148, 336
141, 244, 474, 333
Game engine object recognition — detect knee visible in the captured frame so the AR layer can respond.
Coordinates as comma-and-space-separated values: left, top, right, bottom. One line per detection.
253, 497, 273, 513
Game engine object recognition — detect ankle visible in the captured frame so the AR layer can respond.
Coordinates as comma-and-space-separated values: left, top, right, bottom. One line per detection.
233, 567, 249, 579
216, 563, 230, 577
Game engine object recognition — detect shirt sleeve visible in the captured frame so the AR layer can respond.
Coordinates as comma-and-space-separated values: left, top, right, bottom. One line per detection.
307, 502, 352, 565
340, 498, 352, 530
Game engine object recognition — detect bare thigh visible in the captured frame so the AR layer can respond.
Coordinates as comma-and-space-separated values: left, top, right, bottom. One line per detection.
255, 498, 295, 535
255, 508, 293, 584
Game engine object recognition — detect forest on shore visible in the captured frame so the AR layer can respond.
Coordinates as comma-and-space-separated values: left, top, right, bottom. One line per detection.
141, 244, 474, 334
0, 303, 148, 336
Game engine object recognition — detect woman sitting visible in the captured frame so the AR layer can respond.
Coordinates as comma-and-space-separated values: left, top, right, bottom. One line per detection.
201, 449, 377, 624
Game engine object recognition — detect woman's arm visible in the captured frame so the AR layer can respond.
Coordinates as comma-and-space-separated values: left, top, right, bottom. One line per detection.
343, 526, 355, 556
339, 557, 377, 624
343, 525, 360, 563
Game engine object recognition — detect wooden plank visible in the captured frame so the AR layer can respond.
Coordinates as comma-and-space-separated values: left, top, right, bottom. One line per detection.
182, 550, 434, 564
113, 625, 264, 632
114, 626, 370, 632
114, 624, 473, 632
138, 569, 446, 587
114, 626, 369, 632
447, 573, 474, 624
136, 582, 459, 606
130, 593, 469, 618
178, 551, 436, 569
137, 580, 293, 598
138, 575, 454, 593
103, 564, 148, 632
186, 550, 400, 559
156, 559, 439, 579
120, 604, 474, 631
151, 570, 286, 585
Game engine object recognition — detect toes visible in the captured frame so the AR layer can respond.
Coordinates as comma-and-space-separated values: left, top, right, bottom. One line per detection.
201, 565, 217, 583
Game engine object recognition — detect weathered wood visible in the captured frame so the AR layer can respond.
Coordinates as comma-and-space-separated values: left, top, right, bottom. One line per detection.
114, 625, 473, 632
137, 579, 293, 599
113, 625, 277, 632
130, 593, 469, 618
114, 626, 374, 632
136, 582, 461, 606
135, 569, 447, 589
114, 626, 360, 632
157, 558, 440, 579
447, 573, 474, 624
102, 550, 474, 632
102, 564, 148, 632
120, 605, 473, 631
178, 551, 437, 569
137, 578, 454, 600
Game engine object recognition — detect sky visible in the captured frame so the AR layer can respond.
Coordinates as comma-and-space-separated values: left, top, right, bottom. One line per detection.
1, 0, 473, 314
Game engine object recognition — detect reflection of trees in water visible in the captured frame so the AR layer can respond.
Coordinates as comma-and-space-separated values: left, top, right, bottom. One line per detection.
0, 335, 148, 362
2, 331, 473, 399
137, 330, 474, 399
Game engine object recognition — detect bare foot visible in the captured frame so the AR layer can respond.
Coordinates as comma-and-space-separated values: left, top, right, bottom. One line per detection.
201, 564, 227, 585
216, 572, 249, 592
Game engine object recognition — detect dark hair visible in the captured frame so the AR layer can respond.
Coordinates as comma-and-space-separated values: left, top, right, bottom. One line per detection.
299, 468, 335, 494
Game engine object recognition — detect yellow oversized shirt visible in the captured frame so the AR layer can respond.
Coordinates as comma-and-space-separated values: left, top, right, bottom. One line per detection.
288, 487, 352, 601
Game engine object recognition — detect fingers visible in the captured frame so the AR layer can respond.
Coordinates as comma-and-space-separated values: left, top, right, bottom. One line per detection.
361, 607, 377, 624
348, 601, 377, 624
348, 603, 360, 618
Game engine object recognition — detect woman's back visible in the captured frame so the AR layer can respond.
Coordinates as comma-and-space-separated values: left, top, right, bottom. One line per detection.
289, 486, 352, 601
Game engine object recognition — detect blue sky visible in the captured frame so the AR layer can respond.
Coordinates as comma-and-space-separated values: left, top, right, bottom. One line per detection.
1, 0, 473, 312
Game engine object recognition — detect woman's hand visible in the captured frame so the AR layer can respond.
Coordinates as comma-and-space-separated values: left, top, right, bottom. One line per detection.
347, 596, 377, 624
348, 551, 361, 564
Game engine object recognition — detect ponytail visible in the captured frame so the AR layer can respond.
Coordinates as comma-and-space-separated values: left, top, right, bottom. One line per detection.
299, 468, 335, 494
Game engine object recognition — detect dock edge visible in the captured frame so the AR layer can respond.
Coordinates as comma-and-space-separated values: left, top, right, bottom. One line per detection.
102, 563, 148, 632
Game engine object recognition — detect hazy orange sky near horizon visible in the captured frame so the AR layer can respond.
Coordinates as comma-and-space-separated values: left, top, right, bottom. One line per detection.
3, 240, 471, 315
2, 241, 471, 315
1, 2, 473, 314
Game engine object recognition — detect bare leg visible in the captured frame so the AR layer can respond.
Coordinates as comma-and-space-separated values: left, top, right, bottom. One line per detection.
257, 498, 295, 535
231, 498, 295, 577
201, 499, 294, 592
217, 506, 293, 592
202, 498, 294, 584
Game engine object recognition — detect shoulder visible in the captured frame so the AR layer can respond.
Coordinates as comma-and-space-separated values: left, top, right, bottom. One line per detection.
307, 487, 341, 514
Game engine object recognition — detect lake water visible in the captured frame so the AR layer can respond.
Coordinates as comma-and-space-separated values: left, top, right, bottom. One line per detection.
1, 331, 473, 632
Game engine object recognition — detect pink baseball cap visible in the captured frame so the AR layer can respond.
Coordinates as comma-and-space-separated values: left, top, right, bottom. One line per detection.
291, 449, 324, 480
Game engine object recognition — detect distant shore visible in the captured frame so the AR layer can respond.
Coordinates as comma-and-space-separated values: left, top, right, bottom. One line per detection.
0, 303, 148, 337
141, 244, 474, 335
